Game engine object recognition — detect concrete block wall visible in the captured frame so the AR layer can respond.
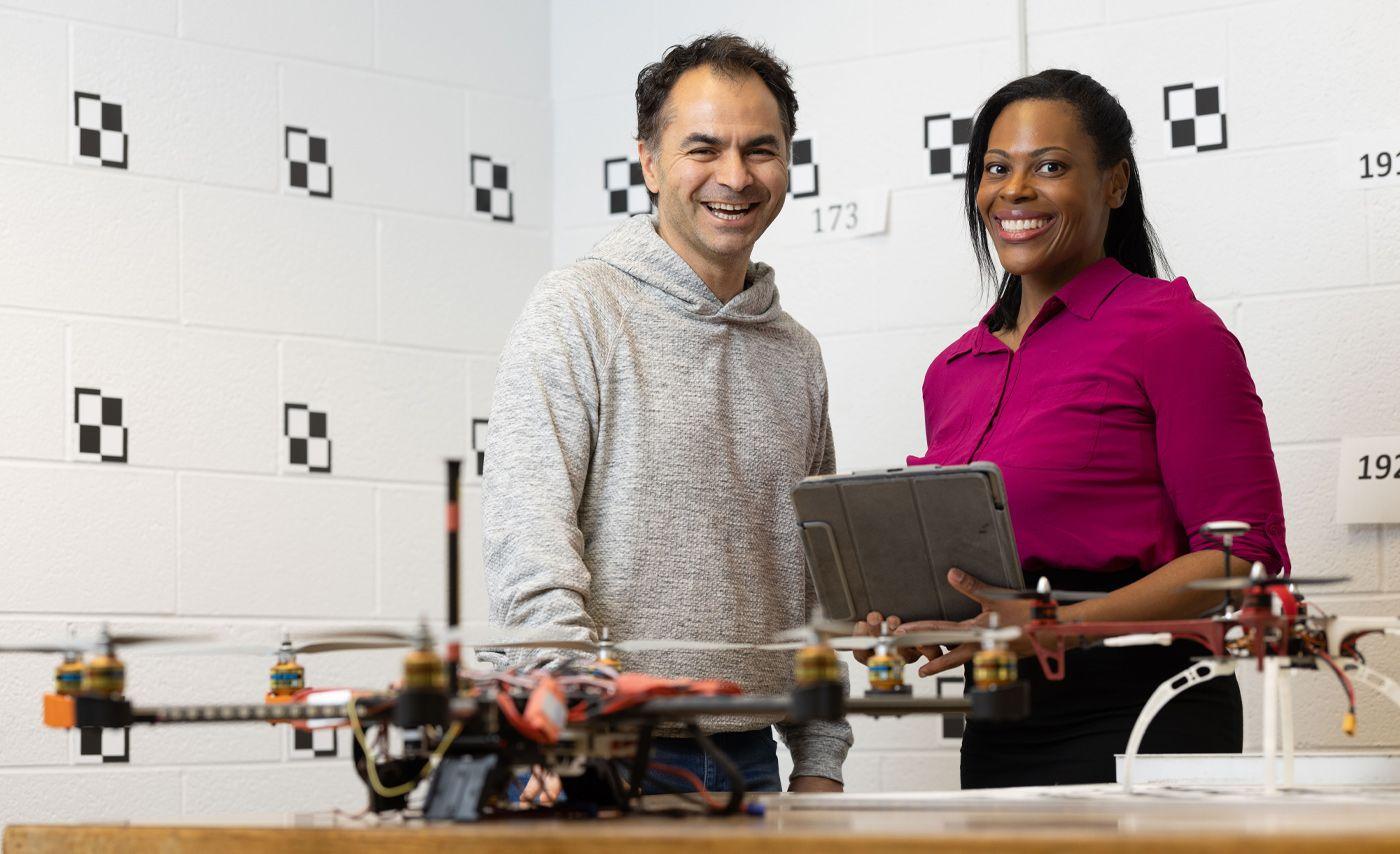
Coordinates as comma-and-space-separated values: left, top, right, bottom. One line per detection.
547, 0, 1400, 790
0, 0, 549, 831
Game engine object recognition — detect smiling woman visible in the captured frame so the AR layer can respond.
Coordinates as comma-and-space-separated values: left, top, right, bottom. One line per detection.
863, 69, 1291, 789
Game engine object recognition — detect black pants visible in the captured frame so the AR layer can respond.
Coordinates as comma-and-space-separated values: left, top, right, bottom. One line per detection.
961, 566, 1242, 789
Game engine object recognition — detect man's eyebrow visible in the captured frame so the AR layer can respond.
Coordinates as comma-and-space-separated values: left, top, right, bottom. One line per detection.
986, 146, 1073, 158
678, 133, 783, 149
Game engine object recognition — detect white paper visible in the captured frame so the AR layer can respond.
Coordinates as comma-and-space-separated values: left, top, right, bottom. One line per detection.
764, 185, 890, 246
1338, 131, 1400, 189
1337, 436, 1400, 524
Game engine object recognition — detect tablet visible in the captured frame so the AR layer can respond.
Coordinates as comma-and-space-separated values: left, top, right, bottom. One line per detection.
792, 463, 1023, 625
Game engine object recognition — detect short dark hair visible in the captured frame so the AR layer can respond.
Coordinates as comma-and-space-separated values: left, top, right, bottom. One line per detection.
964, 69, 1170, 333
635, 33, 798, 153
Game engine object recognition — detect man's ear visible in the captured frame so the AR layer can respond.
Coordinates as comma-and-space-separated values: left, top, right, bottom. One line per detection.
1107, 158, 1130, 209
638, 139, 660, 195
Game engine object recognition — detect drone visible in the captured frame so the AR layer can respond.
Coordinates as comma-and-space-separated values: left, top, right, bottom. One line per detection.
937, 520, 1400, 793
8, 619, 1030, 820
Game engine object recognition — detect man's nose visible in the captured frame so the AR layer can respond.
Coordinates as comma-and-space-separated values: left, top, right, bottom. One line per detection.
715, 149, 753, 192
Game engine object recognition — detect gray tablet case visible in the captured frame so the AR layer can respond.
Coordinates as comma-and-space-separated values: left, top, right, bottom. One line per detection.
792, 463, 1023, 624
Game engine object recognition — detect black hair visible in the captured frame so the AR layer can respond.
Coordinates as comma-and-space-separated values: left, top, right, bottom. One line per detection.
635, 33, 797, 204
965, 69, 1169, 332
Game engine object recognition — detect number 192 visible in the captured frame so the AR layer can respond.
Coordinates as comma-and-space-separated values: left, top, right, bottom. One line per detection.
1359, 454, 1400, 479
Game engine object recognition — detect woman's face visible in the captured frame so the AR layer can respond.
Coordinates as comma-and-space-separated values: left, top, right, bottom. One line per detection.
976, 99, 1128, 287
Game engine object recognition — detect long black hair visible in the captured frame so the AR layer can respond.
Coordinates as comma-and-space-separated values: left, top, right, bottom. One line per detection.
965, 69, 1169, 332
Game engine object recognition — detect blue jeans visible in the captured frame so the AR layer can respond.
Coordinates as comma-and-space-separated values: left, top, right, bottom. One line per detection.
507, 727, 782, 801
643, 727, 781, 794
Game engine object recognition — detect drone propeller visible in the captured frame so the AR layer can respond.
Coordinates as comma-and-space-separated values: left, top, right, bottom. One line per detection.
824, 627, 1021, 651
146, 639, 411, 657
1185, 559, 1349, 592
0, 629, 213, 656
772, 617, 876, 644
981, 577, 1107, 603
483, 637, 758, 653
1187, 575, 1348, 592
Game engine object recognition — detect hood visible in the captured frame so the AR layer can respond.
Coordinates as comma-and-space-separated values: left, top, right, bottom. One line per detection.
584, 215, 783, 325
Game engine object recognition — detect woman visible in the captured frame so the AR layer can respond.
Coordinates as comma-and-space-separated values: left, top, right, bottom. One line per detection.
861, 69, 1289, 788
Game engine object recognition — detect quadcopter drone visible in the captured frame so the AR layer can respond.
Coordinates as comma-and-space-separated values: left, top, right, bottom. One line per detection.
12, 618, 1029, 820
939, 520, 1400, 793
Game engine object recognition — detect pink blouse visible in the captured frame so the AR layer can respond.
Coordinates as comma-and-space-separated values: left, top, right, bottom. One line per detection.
908, 257, 1289, 577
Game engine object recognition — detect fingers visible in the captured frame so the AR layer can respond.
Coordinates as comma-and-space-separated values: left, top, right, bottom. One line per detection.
917, 643, 976, 678
947, 567, 986, 601
519, 767, 560, 806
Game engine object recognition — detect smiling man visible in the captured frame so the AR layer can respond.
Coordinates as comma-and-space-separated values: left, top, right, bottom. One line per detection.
483, 34, 850, 795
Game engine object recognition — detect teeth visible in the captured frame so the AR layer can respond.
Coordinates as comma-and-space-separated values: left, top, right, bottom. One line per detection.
706, 202, 751, 221
1002, 218, 1049, 233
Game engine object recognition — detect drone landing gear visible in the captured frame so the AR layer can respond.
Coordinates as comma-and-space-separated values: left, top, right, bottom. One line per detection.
1121, 657, 1237, 793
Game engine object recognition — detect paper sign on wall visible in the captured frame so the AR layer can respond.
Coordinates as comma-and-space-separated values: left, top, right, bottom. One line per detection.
1338, 131, 1400, 189
1337, 436, 1400, 524
765, 186, 890, 246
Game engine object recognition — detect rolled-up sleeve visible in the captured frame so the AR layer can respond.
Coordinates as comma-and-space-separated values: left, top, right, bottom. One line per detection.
1141, 302, 1290, 574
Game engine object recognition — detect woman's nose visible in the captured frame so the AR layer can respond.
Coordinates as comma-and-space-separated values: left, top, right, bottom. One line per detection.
999, 168, 1035, 202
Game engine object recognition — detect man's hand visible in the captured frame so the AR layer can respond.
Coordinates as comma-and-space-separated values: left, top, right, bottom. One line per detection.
789, 775, 843, 793
519, 766, 562, 805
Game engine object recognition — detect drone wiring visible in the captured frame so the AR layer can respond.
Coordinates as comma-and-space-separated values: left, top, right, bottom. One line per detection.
347, 698, 464, 798
1303, 637, 1358, 735
646, 761, 725, 811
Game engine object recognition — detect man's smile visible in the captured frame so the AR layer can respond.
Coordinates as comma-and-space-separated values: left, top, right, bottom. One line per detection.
702, 201, 760, 222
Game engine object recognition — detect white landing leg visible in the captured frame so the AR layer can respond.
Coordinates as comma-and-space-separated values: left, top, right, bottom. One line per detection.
1279, 663, 1296, 788
1262, 656, 1279, 794
1122, 657, 1237, 793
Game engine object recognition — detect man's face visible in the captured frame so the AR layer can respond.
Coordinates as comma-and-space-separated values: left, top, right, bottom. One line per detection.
639, 65, 789, 269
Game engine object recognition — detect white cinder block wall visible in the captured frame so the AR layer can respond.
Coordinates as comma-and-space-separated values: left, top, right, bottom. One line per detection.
548, 0, 1400, 792
3, 0, 1400, 831
0, 0, 549, 832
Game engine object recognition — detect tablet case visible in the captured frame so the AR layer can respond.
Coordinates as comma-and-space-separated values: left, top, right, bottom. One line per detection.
792, 463, 1023, 624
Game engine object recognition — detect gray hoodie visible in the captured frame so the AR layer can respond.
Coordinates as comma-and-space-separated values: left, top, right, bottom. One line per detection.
483, 214, 852, 782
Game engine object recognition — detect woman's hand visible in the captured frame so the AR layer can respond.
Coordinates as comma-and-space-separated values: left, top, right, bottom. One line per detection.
894, 568, 1036, 678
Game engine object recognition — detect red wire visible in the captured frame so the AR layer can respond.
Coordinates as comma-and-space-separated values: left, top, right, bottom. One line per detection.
648, 761, 725, 810
1314, 646, 1356, 709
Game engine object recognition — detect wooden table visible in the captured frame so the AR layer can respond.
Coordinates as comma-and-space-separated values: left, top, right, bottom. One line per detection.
11, 787, 1400, 853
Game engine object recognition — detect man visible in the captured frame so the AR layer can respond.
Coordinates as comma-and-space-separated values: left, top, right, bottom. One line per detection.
483, 34, 849, 794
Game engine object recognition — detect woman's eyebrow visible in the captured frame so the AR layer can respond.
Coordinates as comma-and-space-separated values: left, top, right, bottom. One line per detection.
986, 146, 1073, 158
